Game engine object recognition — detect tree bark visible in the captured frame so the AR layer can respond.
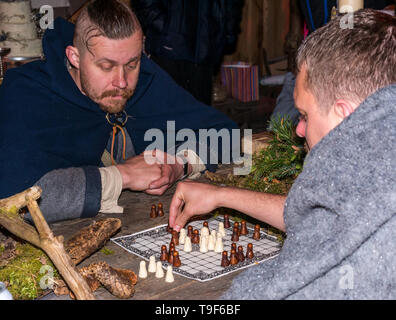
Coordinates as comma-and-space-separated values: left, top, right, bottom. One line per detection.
65, 218, 122, 265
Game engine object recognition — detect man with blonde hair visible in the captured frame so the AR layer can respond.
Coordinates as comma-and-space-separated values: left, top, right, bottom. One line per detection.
169, 9, 396, 299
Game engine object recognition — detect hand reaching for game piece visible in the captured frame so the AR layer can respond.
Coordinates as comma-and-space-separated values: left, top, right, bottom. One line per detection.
169, 181, 223, 232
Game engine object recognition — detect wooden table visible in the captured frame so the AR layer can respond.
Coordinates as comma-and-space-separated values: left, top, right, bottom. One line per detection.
44, 167, 248, 300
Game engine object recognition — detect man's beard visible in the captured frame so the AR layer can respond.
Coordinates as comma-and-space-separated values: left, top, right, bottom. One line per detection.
80, 71, 134, 114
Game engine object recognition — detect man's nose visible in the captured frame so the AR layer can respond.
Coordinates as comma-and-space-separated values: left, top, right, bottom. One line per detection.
296, 119, 306, 138
113, 67, 128, 89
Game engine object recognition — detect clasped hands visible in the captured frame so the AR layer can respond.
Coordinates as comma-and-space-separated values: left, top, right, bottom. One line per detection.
116, 149, 189, 195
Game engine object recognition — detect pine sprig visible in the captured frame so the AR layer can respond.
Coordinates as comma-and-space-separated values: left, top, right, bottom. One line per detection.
248, 116, 306, 184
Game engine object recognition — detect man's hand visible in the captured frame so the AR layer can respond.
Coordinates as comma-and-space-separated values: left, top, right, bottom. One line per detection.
115, 154, 162, 191
144, 150, 192, 196
169, 181, 222, 232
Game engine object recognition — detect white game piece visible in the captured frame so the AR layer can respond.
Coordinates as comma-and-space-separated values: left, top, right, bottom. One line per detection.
155, 261, 164, 278
165, 265, 174, 283
148, 255, 157, 273
201, 226, 210, 238
214, 233, 224, 253
211, 229, 217, 239
138, 260, 148, 279
200, 235, 208, 253
179, 228, 186, 244
218, 222, 226, 237
208, 233, 215, 251
183, 236, 192, 252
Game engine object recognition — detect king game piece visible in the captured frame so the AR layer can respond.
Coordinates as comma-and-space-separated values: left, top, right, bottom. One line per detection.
224, 214, 231, 228
240, 220, 248, 236
150, 204, 158, 218
246, 243, 255, 259
252, 224, 261, 240
221, 250, 230, 267
158, 202, 165, 217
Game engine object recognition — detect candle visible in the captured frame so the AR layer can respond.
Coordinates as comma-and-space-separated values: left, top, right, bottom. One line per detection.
339, 0, 364, 13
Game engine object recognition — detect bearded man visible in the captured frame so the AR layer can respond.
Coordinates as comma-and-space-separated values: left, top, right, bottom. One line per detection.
0, 0, 237, 222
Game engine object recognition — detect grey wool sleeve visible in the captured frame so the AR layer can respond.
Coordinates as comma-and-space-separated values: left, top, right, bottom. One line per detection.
24, 166, 102, 223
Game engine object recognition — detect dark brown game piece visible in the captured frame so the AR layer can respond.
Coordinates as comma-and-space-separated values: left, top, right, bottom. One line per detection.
233, 222, 240, 236
173, 251, 182, 267
158, 202, 165, 217
168, 247, 175, 264
246, 243, 254, 259
231, 226, 239, 242
231, 243, 237, 252
224, 214, 231, 228
221, 251, 230, 267
187, 226, 193, 238
192, 229, 200, 244
168, 242, 175, 256
252, 224, 261, 240
240, 220, 248, 236
171, 230, 179, 246
160, 245, 168, 261
167, 223, 173, 233
150, 204, 158, 218
229, 249, 239, 265
237, 246, 245, 262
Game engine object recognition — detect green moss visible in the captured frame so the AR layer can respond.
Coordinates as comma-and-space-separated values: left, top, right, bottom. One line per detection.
100, 247, 114, 255
0, 243, 60, 300
0, 206, 23, 220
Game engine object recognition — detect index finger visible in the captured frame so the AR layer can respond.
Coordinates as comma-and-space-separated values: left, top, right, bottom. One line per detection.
169, 191, 184, 232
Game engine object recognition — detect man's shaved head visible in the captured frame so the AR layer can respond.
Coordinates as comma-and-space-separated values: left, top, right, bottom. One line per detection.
73, 0, 142, 54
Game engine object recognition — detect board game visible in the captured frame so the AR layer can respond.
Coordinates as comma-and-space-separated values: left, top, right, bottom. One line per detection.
111, 216, 282, 282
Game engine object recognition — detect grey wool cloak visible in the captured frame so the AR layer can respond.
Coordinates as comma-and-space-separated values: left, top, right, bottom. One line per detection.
222, 84, 396, 300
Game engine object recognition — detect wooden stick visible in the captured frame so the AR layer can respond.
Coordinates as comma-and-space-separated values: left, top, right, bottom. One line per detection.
0, 187, 95, 300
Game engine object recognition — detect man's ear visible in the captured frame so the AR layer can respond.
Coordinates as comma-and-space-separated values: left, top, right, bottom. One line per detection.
333, 99, 357, 120
65, 45, 80, 69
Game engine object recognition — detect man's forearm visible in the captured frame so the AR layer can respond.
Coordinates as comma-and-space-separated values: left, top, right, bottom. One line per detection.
216, 187, 286, 232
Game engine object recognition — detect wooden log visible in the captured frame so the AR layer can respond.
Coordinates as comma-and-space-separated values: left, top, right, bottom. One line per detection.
65, 218, 122, 265
79, 262, 137, 299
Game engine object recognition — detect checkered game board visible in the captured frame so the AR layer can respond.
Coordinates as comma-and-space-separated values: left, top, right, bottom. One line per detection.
111, 216, 282, 282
